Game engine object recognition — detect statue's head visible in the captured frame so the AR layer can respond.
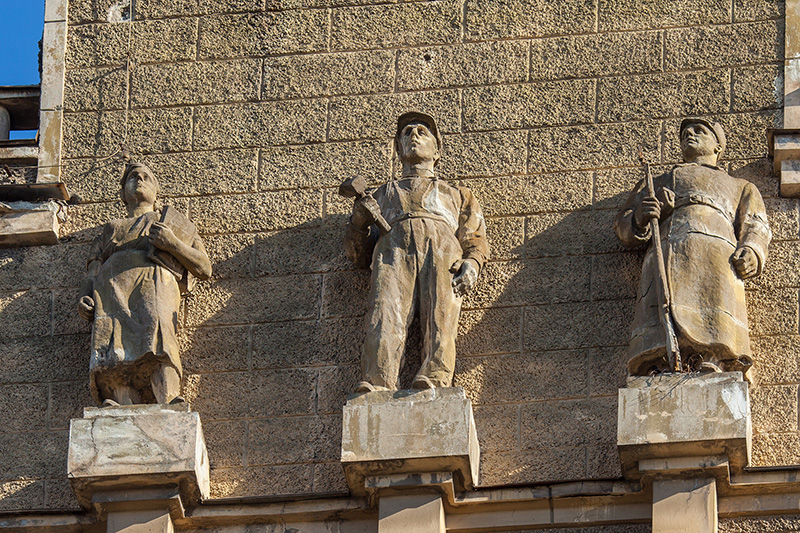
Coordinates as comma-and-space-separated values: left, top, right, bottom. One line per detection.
679, 118, 726, 164
395, 111, 442, 167
119, 162, 160, 207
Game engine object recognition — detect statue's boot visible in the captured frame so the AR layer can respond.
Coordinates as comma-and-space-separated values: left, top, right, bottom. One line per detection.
411, 375, 436, 390
354, 381, 390, 393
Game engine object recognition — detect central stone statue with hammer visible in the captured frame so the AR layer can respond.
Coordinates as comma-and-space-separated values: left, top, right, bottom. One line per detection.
342, 112, 490, 392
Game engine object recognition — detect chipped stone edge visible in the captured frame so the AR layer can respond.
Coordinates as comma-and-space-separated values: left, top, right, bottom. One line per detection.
37, 0, 68, 183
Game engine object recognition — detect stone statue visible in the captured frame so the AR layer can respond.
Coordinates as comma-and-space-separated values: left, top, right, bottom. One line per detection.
343, 112, 490, 392
78, 163, 212, 406
614, 119, 771, 376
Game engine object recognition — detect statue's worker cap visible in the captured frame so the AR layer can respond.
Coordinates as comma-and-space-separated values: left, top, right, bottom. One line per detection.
680, 118, 726, 159
395, 111, 443, 152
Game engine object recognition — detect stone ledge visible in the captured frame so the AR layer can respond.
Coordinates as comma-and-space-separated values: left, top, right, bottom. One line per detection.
0, 210, 59, 247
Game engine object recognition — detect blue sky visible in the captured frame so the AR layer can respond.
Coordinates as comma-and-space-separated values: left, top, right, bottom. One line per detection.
0, 1, 45, 86
0, 1, 44, 138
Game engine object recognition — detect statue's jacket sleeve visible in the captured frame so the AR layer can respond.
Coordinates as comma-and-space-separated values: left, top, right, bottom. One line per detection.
454, 186, 490, 272
344, 218, 379, 269
614, 163, 772, 371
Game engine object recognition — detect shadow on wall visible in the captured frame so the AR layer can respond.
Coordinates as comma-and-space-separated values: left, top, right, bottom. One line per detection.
179, 178, 645, 495
453, 185, 640, 487
0, 228, 99, 511
0, 156, 783, 508
0, 191, 639, 504
177, 215, 377, 498
176, 157, 792, 495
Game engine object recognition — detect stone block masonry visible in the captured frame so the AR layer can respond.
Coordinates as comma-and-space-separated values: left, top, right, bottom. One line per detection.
0, 0, 791, 511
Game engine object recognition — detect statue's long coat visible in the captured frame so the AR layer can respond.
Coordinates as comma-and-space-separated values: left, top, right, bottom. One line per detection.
87, 209, 202, 403
614, 163, 771, 374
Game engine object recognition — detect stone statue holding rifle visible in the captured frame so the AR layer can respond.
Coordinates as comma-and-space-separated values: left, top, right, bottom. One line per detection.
342, 111, 490, 392
614, 119, 771, 376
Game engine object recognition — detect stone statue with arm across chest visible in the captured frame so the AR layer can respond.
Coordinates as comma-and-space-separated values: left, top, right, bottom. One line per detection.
77, 163, 212, 406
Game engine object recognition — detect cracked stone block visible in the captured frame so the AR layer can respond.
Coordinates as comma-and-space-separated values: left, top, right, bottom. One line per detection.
341, 387, 479, 495
67, 403, 210, 509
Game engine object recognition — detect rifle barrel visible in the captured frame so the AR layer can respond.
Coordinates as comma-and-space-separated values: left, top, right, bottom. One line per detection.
644, 164, 681, 372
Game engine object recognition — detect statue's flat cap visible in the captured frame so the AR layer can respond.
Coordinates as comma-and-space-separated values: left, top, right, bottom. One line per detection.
680, 118, 726, 158
396, 111, 442, 150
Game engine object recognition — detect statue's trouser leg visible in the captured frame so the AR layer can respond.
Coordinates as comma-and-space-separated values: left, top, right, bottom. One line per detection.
114, 386, 140, 405
362, 257, 417, 390
416, 253, 461, 387
151, 363, 181, 404
94, 372, 140, 405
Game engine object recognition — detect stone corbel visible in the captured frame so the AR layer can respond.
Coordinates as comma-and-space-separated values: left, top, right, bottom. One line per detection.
67, 404, 210, 533
340, 388, 480, 533
768, 129, 800, 197
364, 471, 457, 509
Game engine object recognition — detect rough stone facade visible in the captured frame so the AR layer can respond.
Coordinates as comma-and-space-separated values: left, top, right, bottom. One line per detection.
0, 0, 790, 515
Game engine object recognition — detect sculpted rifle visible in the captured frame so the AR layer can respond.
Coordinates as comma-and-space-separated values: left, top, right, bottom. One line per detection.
643, 161, 682, 372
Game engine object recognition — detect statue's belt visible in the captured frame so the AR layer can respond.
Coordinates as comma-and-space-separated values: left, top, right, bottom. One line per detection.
673, 194, 733, 224
387, 212, 453, 228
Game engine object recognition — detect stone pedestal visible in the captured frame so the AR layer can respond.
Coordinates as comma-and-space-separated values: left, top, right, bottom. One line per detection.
341, 387, 479, 495
341, 388, 479, 533
68, 404, 210, 533
618, 372, 750, 478
618, 372, 751, 533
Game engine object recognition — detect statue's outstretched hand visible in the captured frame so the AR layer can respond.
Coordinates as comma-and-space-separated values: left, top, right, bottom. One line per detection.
732, 246, 758, 279
78, 295, 95, 322
451, 259, 478, 297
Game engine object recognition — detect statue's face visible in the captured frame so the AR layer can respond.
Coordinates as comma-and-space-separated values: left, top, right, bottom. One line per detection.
123, 167, 158, 206
398, 121, 439, 165
680, 123, 720, 162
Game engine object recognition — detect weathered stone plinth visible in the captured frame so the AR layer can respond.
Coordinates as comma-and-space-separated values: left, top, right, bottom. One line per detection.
618, 372, 751, 533
618, 372, 751, 479
0, 209, 59, 246
341, 387, 479, 497
67, 403, 210, 522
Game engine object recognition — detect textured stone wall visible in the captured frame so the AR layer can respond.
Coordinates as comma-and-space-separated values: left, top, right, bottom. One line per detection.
720, 514, 800, 532
0, 0, 789, 511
